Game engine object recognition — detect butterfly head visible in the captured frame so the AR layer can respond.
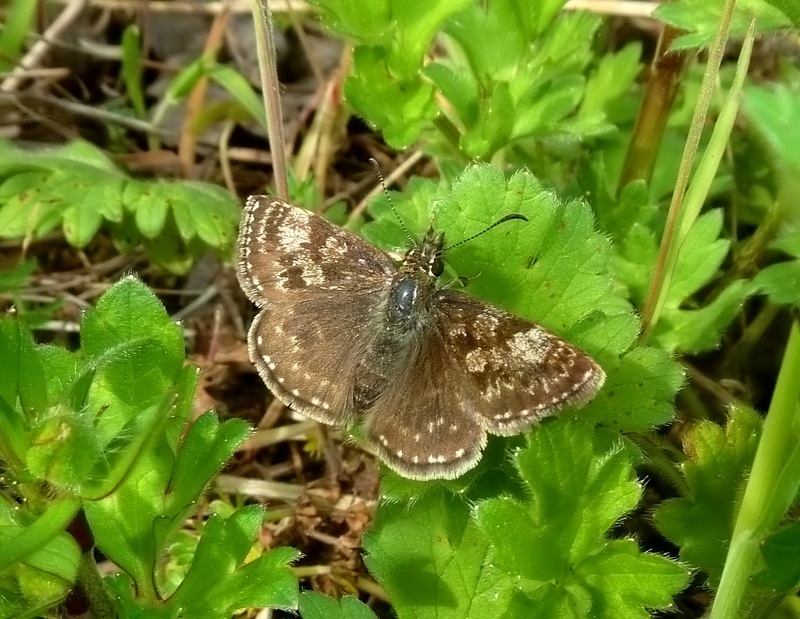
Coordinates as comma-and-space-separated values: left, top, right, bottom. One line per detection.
402, 227, 445, 279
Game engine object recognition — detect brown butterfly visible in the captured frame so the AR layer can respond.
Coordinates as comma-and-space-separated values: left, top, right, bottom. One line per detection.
237, 195, 605, 480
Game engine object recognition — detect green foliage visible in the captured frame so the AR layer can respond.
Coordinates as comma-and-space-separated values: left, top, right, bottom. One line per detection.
299, 591, 378, 618
752, 520, 800, 592
0, 140, 240, 273
356, 165, 688, 615
364, 165, 682, 438
310, 0, 640, 160
753, 259, 800, 305
653, 406, 762, 587
365, 423, 689, 618
0, 0, 37, 72
654, 0, 793, 50
0, 278, 298, 617
591, 168, 752, 354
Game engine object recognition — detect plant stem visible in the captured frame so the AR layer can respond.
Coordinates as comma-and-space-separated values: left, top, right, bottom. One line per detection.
252, 0, 289, 199
638, 0, 736, 341
711, 320, 800, 619
618, 25, 687, 194
77, 550, 117, 619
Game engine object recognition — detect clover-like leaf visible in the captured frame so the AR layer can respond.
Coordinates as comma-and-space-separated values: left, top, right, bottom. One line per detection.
0, 139, 239, 271
653, 405, 762, 588
476, 420, 689, 617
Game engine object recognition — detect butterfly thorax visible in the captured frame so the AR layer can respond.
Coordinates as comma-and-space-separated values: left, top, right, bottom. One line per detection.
388, 228, 444, 324
352, 229, 445, 411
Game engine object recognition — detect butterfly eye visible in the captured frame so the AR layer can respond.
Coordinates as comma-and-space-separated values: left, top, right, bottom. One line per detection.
431, 256, 444, 277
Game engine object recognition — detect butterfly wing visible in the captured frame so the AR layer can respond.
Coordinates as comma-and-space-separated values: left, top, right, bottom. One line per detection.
363, 289, 605, 480
238, 195, 395, 306
435, 290, 605, 436
363, 327, 487, 480
238, 196, 396, 425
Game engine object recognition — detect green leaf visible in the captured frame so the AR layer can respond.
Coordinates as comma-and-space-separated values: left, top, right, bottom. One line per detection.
660, 280, 755, 353
752, 260, 800, 306
345, 46, 438, 148
653, 406, 762, 588
655, 0, 791, 50
315, 0, 469, 147
585, 346, 684, 432
0, 496, 82, 574
62, 198, 104, 248
168, 412, 251, 515
208, 64, 268, 130
668, 210, 729, 304
744, 83, 800, 169
581, 43, 642, 117
431, 9, 605, 158
0, 140, 234, 271
168, 507, 299, 615
0, 0, 37, 71
752, 521, 800, 592
364, 488, 515, 618
299, 591, 378, 619
0, 497, 80, 617
475, 421, 689, 617
80, 277, 184, 433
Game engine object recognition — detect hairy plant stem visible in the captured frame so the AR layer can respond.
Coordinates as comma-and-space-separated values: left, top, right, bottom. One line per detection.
711, 320, 800, 618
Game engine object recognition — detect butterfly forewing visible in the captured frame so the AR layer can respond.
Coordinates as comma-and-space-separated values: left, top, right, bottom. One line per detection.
237, 195, 395, 306
436, 290, 605, 435
239, 196, 396, 425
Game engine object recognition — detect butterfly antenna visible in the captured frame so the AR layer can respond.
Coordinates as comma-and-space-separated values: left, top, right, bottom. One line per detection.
444, 213, 528, 251
369, 158, 415, 245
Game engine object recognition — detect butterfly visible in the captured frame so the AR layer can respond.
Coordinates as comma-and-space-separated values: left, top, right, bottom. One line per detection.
237, 195, 605, 480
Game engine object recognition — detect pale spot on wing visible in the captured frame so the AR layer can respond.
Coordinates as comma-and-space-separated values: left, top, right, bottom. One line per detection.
277, 217, 311, 251
474, 311, 500, 336
508, 327, 550, 364
321, 235, 348, 257
465, 349, 487, 372
300, 263, 325, 286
